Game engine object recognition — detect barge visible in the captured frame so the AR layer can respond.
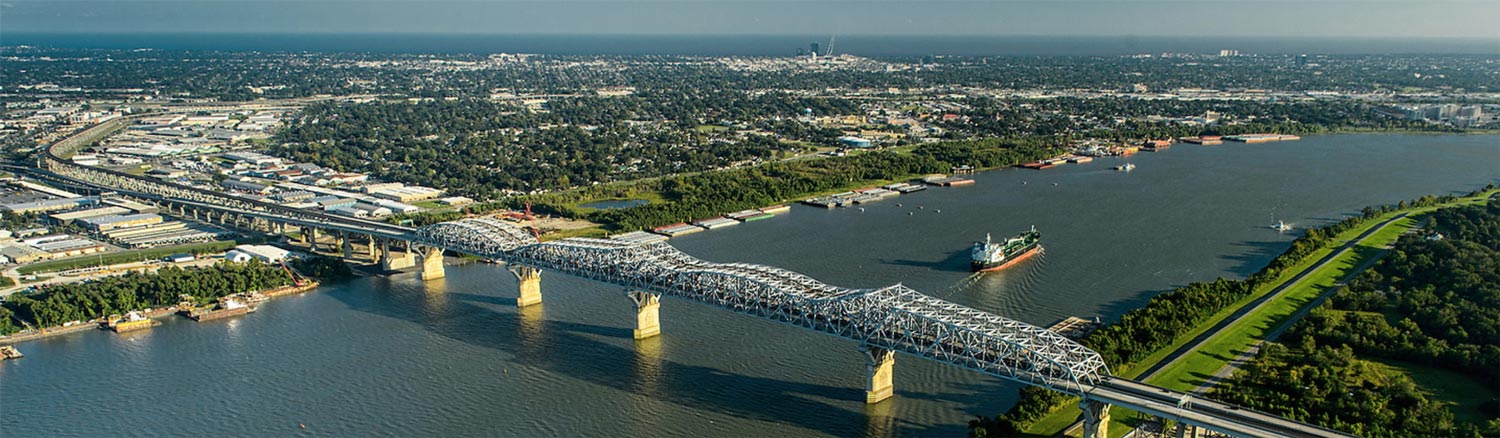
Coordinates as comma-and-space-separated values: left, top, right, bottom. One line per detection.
105, 311, 157, 333
186, 297, 256, 322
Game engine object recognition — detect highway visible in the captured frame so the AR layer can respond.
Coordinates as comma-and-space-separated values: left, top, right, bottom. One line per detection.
1090, 378, 1352, 438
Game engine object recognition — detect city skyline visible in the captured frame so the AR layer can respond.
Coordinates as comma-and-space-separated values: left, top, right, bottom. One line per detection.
5, 0, 1499, 39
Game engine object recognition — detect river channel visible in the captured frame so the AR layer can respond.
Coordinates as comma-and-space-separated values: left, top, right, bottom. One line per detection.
2, 134, 1496, 437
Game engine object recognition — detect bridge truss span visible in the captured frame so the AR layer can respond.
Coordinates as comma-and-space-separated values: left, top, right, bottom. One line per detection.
416, 218, 1110, 396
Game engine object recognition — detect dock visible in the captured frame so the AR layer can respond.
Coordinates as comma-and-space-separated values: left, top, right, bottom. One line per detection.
612, 230, 669, 244
1047, 316, 1103, 340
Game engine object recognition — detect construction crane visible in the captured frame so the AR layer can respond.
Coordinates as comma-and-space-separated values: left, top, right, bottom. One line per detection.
279, 260, 307, 287
524, 203, 541, 239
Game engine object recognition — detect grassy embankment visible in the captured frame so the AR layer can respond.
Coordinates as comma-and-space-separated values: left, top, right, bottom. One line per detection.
1023, 189, 1497, 437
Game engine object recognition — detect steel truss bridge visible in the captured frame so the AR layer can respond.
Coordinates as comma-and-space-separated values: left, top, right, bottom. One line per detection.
31, 118, 1352, 438
417, 218, 1109, 394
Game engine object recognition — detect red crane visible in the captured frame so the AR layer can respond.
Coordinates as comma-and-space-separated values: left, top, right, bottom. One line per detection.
279, 260, 307, 287
525, 203, 541, 239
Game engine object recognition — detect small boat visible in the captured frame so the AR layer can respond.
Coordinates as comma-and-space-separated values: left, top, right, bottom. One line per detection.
1271, 220, 1292, 232
1114, 163, 1136, 172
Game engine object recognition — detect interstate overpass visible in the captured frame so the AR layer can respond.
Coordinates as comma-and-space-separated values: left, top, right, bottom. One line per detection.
28, 117, 1354, 438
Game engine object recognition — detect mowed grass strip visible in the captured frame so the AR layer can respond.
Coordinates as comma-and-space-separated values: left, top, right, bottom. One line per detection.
1146, 214, 1421, 392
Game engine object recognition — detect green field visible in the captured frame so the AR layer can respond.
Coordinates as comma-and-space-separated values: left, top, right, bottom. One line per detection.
414, 199, 447, 210
694, 124, 730, 133
1371, 358, 1499, 424
17, 241, 238, 275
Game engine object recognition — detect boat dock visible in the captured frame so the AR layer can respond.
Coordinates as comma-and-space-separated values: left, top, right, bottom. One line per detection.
1047, 316, 1103, 340
1180, 135, 1223, 145
693, 217, 739, 230
184, 296, 256, 322
652, 223, 704, 237
923, 176, 974, 186
1224, 134, 1300, 143
612, 230, 670, 244
105, 311, 158, 333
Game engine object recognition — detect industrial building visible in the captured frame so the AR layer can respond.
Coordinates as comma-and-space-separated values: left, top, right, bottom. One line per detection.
34, 238, 106, 257
2, 196, 100, 215
225, 245, 290, 263
370, 186, 443, 203
0, 244, 49, 264
79, 213, 164, 232
48, 206, 132, 225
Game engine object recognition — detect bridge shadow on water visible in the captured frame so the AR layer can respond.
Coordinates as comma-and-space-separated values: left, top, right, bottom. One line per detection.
329, 276, 953, 437
880, 248, 973, 273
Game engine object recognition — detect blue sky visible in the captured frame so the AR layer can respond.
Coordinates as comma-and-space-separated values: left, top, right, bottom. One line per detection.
5, 1, 1498, 38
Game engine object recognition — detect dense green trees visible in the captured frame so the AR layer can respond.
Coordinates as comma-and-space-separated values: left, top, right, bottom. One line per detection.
971, 186, 1497, 437
0, 262, 291, 334
1217, 200, 1500, 437
514, 138, 1057, 231
290, 255, 354, 281
273, 99, 804, 197
1216, 343, 1464, 438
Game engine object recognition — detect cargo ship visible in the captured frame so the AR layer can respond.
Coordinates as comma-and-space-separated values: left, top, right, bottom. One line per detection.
971, 226, 1042, 272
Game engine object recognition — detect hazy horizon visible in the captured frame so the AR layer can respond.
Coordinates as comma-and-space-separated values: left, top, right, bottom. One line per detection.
5, 1, 1498, 40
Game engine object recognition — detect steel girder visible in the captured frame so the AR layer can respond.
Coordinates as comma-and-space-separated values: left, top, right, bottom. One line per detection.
416, 219, 1110, 395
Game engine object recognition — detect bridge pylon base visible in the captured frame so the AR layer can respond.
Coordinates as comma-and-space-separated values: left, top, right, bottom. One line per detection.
862, 345, 895, 404
628, 291, 661, 339
512, 266, 542, 307
419, 248, 445, 281
1080, 400, 1111, 438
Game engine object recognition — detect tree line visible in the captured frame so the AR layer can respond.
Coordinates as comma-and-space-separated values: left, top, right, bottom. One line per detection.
1216, 199, 1500, 437
0, 262, 292, 334
970, 185, 1497, 437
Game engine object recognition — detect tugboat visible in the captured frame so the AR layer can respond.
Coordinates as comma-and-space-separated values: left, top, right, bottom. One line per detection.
971, 226, 1043, 272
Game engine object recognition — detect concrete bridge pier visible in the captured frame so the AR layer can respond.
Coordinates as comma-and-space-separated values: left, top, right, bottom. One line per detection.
305, 228, 319, 251
626, 290, 661, 339
511, 266, 542, 307
418, 247, 445, 281
1175, 423, 1203, 438
862, 345, 895, 404
365, 234, 380, 263
1080, 400, 1112, 438
378, 240, 417, 271
339, 232, 354, 260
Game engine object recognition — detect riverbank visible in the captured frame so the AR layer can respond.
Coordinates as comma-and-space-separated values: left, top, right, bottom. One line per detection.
0, 281, 320, 348
1011, 188, 1498, 437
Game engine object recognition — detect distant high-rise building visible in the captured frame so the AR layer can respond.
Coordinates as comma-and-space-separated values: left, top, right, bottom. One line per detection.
1296, 54, 1308, 67
811, 43, 821, 56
